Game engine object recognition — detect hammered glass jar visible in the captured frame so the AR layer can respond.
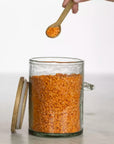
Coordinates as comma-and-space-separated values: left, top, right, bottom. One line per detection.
29, 57, 93, 137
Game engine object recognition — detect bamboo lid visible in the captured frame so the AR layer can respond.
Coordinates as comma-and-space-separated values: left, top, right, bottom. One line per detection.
11, 77, 29, 133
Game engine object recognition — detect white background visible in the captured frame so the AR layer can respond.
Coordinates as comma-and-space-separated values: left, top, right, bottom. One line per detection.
0, 1, 114, 143
0, 0, 114, 74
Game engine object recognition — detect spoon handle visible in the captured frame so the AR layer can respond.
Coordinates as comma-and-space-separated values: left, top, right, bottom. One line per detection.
56, 0, 74, 25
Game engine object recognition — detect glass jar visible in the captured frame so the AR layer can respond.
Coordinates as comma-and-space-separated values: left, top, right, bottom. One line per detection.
29, 57, 93, 137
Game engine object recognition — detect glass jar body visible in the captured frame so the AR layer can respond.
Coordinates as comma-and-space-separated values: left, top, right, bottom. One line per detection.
29, 57, 84, 137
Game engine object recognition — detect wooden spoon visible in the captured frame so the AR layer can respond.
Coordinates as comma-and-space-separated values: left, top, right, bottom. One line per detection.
46, 0, 74, 38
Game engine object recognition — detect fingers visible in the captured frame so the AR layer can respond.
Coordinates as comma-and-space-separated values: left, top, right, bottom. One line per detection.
72, 3, 78, 14
62, 0, 70, 8
72, 0, 90, 14
62, 0, 79, 14
63, 0, 90, 8
62, 0, 90, 14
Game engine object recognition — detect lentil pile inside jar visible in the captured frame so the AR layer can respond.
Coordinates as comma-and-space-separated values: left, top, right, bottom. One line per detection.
30, 73, 82, 134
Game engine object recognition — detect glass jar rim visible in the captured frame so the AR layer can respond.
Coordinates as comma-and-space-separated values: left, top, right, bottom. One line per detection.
29, 57, 84, 64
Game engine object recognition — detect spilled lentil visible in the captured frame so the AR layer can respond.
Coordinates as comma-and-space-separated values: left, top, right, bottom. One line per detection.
30, 73, 82, 133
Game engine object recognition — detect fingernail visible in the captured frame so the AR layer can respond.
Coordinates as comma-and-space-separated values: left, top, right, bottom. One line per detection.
74, 0, 80, 3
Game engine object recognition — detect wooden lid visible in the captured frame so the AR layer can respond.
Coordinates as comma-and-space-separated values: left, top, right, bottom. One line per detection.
11, 77, 29, 133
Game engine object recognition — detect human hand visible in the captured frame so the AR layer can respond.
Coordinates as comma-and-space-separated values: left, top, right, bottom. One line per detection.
63, 0, 114, 14
62, 0, 90, 14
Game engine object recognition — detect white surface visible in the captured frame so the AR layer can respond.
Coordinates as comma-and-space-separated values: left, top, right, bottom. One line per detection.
0, 73, 114, 144
0, 0, 114, 74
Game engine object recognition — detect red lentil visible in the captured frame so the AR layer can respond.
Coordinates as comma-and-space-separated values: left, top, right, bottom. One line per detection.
46, 26, 60, 38
30, 73, 82, 133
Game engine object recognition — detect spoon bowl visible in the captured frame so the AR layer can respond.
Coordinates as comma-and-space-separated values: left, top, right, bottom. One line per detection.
46, 24, 61, 38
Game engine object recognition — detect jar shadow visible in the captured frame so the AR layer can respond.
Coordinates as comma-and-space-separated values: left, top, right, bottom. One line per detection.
28, 134, 83, 144
10, 131, 83, 144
